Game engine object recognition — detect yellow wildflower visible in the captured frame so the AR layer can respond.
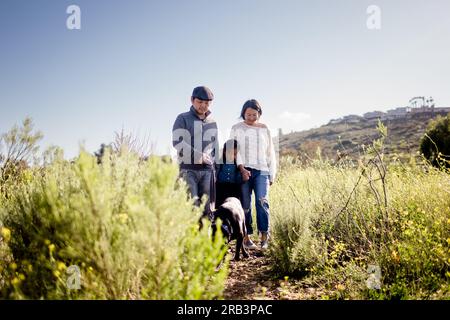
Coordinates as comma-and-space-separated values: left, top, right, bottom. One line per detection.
117, 213, 128, 224
391, 250, 400, 263
57, 261, 66, 271
337, 284, 346, 291
1, 227, 11, 242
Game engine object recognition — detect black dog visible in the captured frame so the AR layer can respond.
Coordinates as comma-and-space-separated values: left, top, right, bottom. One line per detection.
212, 197, 249, 261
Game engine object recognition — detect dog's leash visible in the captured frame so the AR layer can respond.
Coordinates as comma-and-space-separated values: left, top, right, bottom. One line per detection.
208, 164, 217, 221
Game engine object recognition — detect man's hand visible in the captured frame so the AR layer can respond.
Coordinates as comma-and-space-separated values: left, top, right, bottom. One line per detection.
202, 153, 213, 165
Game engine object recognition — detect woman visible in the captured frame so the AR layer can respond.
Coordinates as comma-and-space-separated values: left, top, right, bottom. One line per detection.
230, 99, 276, 250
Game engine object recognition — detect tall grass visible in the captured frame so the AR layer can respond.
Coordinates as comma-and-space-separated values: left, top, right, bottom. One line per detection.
0, 149, 227, 299
270, 154, 450, 299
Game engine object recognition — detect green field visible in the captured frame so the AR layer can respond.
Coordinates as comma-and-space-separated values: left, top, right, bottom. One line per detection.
1, 124, 449, 300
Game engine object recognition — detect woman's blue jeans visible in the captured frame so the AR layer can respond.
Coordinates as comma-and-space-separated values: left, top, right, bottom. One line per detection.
240, 168, 270, 235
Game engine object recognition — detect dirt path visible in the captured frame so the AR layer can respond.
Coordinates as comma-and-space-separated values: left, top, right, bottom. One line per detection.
223, 248, 275, 300
223, 245, 325, 300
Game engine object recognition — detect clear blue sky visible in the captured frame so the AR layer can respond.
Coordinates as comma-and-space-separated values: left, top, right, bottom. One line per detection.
1, 0, 450, 158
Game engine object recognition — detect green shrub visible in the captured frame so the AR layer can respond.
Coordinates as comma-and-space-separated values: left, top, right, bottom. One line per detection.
0, 150, 227, 299
420, 113, 450, 169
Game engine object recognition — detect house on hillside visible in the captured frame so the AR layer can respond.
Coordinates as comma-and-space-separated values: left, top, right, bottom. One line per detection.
435, 107, 450, 114
328, 118, 343, 125
363, 111, 386, 120
410, 106, 432, 114
342, 115, 363, 124
387, 107, 411, 119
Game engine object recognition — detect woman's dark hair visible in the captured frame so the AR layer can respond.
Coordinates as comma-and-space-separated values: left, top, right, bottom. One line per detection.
222, 139, 238, 164
240, 99, 262, 120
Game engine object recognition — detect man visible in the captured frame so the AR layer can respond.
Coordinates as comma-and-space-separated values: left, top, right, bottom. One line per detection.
172, 86, 218, 217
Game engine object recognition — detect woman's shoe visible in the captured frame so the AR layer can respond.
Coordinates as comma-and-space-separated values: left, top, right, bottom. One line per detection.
260, 232, 269, 250
260, 240, 269, 250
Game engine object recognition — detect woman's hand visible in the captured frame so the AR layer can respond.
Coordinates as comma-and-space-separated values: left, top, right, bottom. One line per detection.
238, 165, 251, 181
241, 169, 251, 181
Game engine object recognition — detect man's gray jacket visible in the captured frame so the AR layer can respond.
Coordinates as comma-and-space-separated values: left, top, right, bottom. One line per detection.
172, 106, 218, 170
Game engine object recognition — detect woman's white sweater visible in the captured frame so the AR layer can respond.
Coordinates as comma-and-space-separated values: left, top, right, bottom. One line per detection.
229, 121, 277, 182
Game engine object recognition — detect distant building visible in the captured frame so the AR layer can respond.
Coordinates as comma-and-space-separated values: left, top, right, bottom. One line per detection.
328, 118, 343, 125
363, 111, 386, 120
324, 97, 447, 129
387, 107, 411, 118
410, 106, 432, 114
435, 107, 450, 113
343, 115, 363, 123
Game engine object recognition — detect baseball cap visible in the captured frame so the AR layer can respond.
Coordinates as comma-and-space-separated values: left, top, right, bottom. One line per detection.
192, 86, 214, 101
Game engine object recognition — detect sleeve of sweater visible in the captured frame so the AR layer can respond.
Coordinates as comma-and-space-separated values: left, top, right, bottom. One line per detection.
266, 126, 277, 183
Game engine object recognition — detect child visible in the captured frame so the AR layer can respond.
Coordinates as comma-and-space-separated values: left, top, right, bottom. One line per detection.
215, 139, 243, 209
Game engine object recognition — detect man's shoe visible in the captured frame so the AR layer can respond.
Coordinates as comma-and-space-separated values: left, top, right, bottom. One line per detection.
244, 239, 258, 250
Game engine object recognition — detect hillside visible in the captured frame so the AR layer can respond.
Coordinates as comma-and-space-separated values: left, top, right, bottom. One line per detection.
279, 111, 450, 161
